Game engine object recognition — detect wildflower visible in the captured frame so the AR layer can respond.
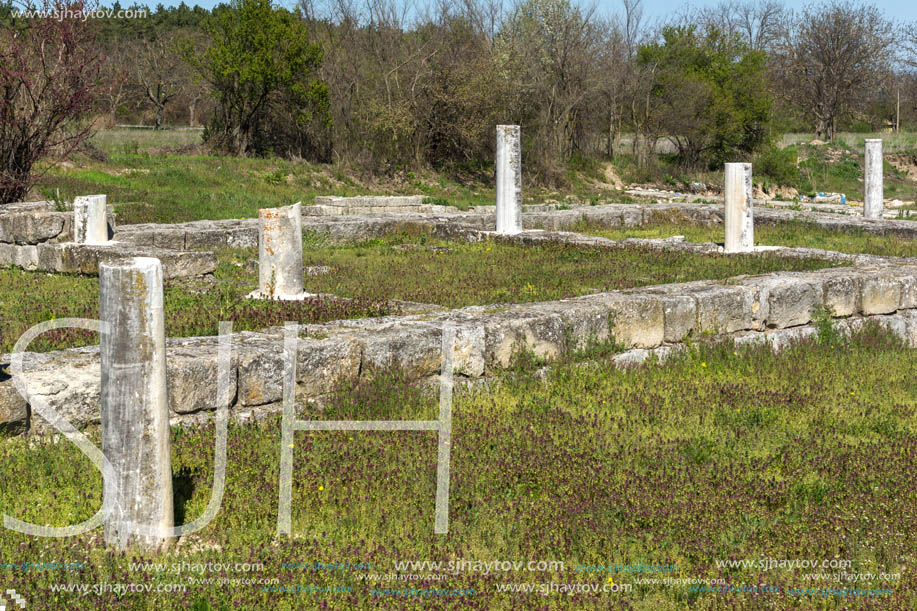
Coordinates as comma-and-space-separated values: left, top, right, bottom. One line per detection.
318, 485, 324, 492
701, 362, 707, 368
288, 444, 294, 448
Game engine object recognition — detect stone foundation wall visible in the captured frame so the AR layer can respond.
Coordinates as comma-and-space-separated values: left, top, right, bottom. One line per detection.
111, 203, 917, 251
3, 264, 916, 437
306, 195, 460, 216
0, 202, 73, 244
1, 202, 214, 279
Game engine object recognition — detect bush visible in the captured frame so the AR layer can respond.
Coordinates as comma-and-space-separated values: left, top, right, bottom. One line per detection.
184, 0, 331, 160
0, 1, 105, 204
757, 145, 800, 186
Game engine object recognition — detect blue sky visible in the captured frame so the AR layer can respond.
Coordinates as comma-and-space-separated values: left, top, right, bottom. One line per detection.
144, 0, 916, 23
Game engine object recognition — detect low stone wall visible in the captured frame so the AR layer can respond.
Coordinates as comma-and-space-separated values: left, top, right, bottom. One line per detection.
306, 195, 460, 216
0, 242, 216, 280
3, 263, 916, 437
0, 201, 73, 244
0, 201, 213, 279
110, 202, 917, 251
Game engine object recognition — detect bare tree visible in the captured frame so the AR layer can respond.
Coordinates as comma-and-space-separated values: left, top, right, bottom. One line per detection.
903, 21, 917, 70
692, 0, 787, 51
499, 0, 604, 169
98, 43, 131, 127
775, 1, 894, 141
135, 35, 184, 130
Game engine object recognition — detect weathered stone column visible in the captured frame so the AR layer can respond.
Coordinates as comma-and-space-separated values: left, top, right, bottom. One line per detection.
724, 162, 754, 253
496, 125, 522, 235
864, 139, 883, 219
99, 257, 173, 551
74, 194, 109, 244
258, 202, 305, 298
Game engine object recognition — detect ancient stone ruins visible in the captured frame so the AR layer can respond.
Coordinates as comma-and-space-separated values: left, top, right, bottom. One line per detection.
2, 132, 916, 548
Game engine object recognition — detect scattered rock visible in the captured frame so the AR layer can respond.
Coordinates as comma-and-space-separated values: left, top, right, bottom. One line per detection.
305, 265, 332, 276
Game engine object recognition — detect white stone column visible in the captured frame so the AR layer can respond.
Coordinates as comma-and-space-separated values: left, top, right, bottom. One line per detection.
864, 139, 883, 219
74, 194, 109, 244
724, 163, 754, 253
258, 202, 305, 298
99, 257, 173, 551
496, 125, 522, 235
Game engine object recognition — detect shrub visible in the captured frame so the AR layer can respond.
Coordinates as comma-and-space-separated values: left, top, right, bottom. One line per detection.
757, 145, 801, 186
0, 0, 106, 204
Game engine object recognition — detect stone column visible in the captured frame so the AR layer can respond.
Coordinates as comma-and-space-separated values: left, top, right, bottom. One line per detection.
74, 194, 109, 244
724, 163, 754, 253
99, 257, 173, 551
496, 125, 522, 235
258, 202, 304, 298
864, 139, 883, 219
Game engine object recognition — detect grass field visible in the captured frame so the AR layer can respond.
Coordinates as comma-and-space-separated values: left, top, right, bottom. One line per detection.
0, 233, 840, 354
778, 132, 917, 153
31, 129, 621, 224
577, 220, 917, 259
1, 325, 914, 609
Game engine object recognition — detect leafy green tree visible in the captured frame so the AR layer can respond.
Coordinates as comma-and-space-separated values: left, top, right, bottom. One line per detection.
182, 0, 330, 158
638, 26, 772, 168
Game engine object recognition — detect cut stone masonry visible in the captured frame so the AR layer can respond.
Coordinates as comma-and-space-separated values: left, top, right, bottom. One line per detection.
3, 199, 917, 438
3, 262, 917, 437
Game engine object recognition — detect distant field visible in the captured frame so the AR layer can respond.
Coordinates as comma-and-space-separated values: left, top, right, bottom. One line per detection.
779, 132, 917, 153
89, 127, 205, 155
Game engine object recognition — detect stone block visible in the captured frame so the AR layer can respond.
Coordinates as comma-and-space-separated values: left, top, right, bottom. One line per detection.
481, 309, 566, 371
166, 340, 238, 414
236, 334, 285, 407
360, 323, 444, 379
296, 335, 362, 396
35, 243, 216, 279
152, 231, 186, 250
896, 269, 917, 309
534, 297, 613, 350
14, 245, 38, 269
601, 293, 665, 349
737, 274, 822, 329
0, 210, 67, 244
659, 294, 696, 342
691, 285, 756, 334
862, 274, 901, 315
0, 242, 15, 266
821, 271, 862, 317
0, 376, 28, 436
12, 349, 102, 434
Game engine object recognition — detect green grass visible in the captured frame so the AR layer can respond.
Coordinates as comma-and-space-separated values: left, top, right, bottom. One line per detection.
779, 132, 917, 154
0, 233, 841, 354
577, 219, 917, 259
1, 325, 914, 609
37, 152, 510, 224
89, 127, 206, 155
27, 129, 645, 225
